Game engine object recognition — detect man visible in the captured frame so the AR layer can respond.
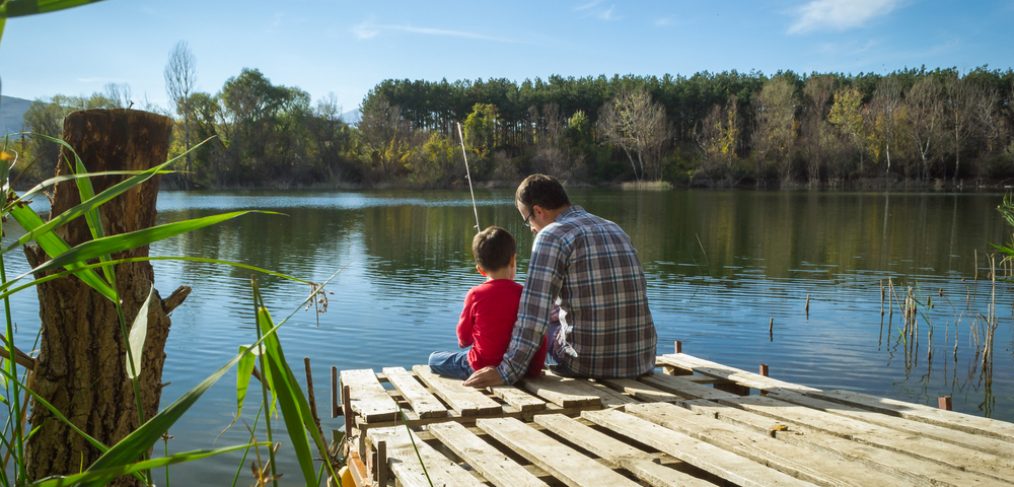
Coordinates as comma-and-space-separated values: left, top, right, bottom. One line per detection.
464, 174, 657, 387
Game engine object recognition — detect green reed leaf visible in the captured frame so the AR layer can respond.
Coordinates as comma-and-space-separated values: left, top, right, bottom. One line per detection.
30, 443, 266, 487
235, 344, 261, 420
126, 284, 156, 380
0, 0, 105, 18
22, 210, 281, 280
8, 204, 117, 300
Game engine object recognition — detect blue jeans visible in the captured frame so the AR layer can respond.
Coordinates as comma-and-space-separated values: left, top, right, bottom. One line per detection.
427, 351, 473, 380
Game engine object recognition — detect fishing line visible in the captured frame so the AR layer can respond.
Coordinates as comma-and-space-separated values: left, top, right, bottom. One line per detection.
456, 122, 481, 232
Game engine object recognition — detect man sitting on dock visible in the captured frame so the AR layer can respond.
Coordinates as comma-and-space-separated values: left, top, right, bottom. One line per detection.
464, 174, 657, 387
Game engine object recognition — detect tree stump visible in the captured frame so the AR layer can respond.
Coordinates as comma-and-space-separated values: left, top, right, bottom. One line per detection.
24, 109, 189, 484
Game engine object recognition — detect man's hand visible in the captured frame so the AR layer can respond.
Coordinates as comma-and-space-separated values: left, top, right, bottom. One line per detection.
463, 366, 504, 388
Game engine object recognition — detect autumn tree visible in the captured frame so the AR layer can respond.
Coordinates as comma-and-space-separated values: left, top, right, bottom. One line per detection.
694, 95, 740, 183
907, 76, 945, 180
596, 87, 670, 180
753, 77, 799, 182
828, 86, 869, 176
164, 41, 197, 188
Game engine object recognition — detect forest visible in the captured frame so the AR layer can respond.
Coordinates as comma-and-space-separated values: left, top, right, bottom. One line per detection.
11, 45, 1014, 190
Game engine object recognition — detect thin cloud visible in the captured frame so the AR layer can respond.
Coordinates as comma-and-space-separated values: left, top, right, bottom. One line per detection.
789, 0, 903, 34
654, 16, 673, 27
352, 20, 520, 43
574, 0, 619, 21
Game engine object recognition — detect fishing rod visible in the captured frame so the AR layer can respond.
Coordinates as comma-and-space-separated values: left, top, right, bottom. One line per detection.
456, 122, 481, 233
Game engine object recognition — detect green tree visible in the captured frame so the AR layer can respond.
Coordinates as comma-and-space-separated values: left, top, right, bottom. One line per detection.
753, 77, 799, 182
828, 86, 869, 176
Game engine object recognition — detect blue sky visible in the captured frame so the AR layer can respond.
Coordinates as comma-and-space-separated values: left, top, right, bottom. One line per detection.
1, 0, 1011, 112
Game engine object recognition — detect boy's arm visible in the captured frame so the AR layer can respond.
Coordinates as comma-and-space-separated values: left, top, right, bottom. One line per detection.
456, 289, 476, 348
495, 233, 568, 384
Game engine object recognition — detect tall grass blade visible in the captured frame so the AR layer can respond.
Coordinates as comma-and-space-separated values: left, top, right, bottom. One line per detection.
235, 344, 261, 420
125, 284, 155, 380
0, 0, 106, 18
8, 204, 117, 300
21, 210, 280, 280
254, 303, 318, 485
0, 17, 6, 43
81, 305, 294, 486
29, 442, 267, 487
0, 255, 309, 302
11, 170, 172, 210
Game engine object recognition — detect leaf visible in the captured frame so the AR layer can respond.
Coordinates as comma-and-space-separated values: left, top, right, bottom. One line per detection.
0, 0, 106, 18
29, 443, 267, 487
255, 304, 319, 485
8, 204, 117, 301
126, 284, 156, 380
21, 210, 281, 280
235, 344, 261, 420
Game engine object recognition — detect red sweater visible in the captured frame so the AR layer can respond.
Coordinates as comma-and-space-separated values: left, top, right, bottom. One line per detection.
457, 279, 547, 377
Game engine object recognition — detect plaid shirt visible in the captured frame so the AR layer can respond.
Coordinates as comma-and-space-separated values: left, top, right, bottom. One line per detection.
497, 206, 657, 384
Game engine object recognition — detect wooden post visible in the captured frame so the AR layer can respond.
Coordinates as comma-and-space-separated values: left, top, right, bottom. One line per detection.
331, 366, 339, 418
343, 384, 354, 442
304, 357, 323, 438
376, 440, 388, 486
938, 396, 952, 411
24, 109, 184, 485
674, 340, 682, 354
759, 363, 769, 376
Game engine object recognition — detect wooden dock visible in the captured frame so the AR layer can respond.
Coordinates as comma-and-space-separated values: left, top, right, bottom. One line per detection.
331, 346, 1014, 486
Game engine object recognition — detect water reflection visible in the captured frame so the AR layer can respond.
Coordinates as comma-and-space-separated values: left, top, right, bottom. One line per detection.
4, 189, 1012, 484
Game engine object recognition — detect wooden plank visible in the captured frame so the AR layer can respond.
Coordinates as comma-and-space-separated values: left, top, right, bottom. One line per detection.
367, 426, 486, 487
534, 414, 715, 487
519, 374, 602, 408
381, 367, 447, 419
600, 378, 681, 403
625, 402, 898, 487
490, 385, 546, 412
427, 421, 548, 487
681, 398, 999, 487
640, 373, 742, 401
657, 353, 818, 392
582, 409, 813, 487
767, 388, 1014, 458
476, 417, 640, 487
411, 365, 502, 416
727, 394, 1014, 483
809, 389, 1014, 443
339, 368, 400, 422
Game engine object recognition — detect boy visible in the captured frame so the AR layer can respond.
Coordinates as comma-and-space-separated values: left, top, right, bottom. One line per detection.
428, 226, 547, 380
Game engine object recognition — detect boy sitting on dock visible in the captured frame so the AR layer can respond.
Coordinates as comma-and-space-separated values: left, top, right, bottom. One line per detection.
428, 226, 547, 380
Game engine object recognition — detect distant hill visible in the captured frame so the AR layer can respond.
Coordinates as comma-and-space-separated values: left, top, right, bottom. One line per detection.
1, 95, 32, 135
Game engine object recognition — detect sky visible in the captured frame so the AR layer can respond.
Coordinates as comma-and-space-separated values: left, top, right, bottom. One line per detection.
1, 0, 1012, 113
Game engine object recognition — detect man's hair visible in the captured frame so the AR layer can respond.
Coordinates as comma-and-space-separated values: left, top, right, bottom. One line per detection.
472, 226, 516, 271
515, 174, 570, 211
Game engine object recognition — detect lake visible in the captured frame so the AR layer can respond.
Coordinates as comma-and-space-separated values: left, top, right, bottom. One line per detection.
5, 189, 1013, 484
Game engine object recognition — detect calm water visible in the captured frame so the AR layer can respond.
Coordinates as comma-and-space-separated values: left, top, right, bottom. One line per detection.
4, 189, 1014, 484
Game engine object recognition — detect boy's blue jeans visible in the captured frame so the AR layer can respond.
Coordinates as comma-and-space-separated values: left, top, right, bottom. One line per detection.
427, 351, 473, 380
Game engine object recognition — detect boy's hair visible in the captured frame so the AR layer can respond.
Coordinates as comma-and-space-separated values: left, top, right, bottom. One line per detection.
515, 174, 570, 211
472, 226, 515, 271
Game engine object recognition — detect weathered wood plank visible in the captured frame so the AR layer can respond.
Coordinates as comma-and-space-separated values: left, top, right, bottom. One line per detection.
367, 426, 486, 487
476, 417, 640, 487
339, 368, 400, 422
582, 409, 813, 487
427, 421, 547, 487
681, 398, 1000, 487
533, 414, 715, 487
382, 367, 447, 419
640, 372, 742, 401
767, 388, 1014, 458
625, 402, 900, 487
490, 385, 546, 412
519, 374, 603, 408
727, 394, 1014, 483
657, 353, 818, 392
600, 378, 681, 403
810, 389, 1014, 442
412, 365, 502, 416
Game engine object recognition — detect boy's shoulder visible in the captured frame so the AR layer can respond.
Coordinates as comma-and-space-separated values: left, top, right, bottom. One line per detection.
471, 279, 522, 296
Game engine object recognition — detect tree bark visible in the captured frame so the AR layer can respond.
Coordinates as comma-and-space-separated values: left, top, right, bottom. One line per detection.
24, 109, 188, 485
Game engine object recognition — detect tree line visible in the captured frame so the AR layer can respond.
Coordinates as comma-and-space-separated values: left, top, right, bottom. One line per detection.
10, 43, 1014, 189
